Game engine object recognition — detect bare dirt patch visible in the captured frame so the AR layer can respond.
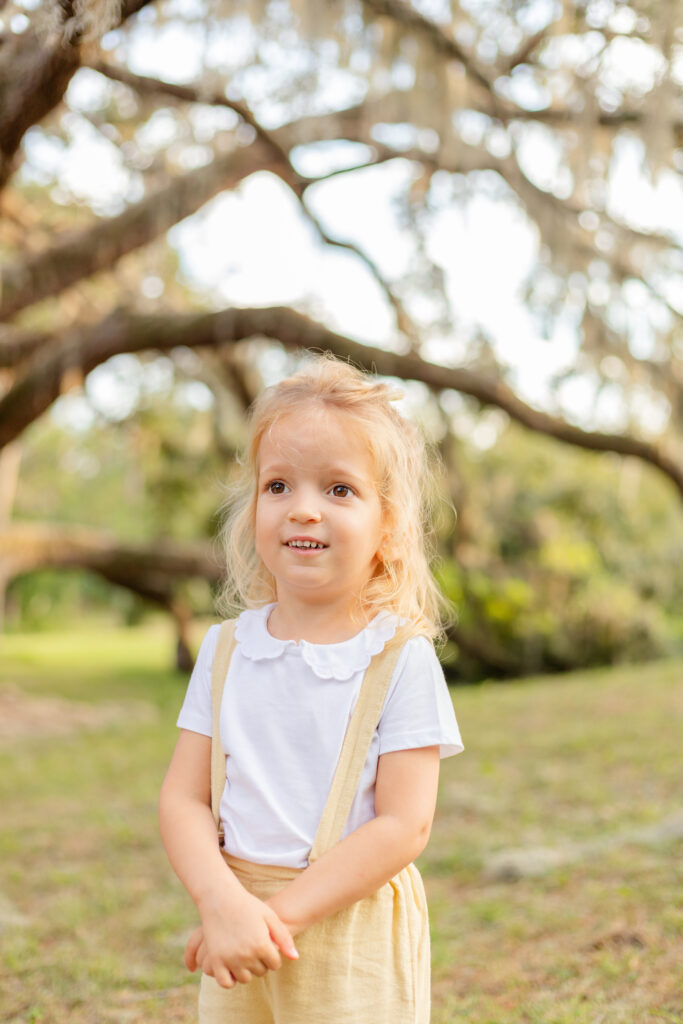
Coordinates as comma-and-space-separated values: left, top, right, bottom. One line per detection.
0, 685, 158, 740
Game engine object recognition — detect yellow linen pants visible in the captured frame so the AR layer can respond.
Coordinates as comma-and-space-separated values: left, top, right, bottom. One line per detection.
198, 854, 430, 1024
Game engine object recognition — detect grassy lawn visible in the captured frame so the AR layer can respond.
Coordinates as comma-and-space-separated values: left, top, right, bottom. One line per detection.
1, 621, 681, 1023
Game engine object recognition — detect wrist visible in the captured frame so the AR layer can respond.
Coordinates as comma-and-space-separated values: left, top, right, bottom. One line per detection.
267, 894, 306, 937
195, 873, 246, 917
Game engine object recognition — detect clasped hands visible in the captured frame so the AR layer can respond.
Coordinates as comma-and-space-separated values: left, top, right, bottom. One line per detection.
186, 888, 298, 990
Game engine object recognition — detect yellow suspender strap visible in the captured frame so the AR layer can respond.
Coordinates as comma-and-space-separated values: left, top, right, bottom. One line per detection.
209, 617, 405, 860
210, 619, 238, 833
309, 640, 405, 863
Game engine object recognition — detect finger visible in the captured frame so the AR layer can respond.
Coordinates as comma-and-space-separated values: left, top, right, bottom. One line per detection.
263, 950, 282, 973
184, 926, 204, 972
214, 967, 236, 990
231, 967, 253, 985
259, 943, 282, 972
249, 959, 269, 977
265, 909, 298, 961
196, 940, 208, 973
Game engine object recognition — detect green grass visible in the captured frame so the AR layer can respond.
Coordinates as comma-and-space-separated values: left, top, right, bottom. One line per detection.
1, 623, 682, 1023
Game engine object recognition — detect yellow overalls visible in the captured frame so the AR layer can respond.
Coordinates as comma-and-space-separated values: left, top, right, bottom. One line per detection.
198, 620, 431, 1024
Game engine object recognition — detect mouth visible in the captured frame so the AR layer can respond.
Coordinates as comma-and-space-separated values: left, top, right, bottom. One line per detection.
284, 538, 328, 550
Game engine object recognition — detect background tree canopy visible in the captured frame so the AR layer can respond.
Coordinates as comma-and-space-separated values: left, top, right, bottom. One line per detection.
0, 0, 681, 678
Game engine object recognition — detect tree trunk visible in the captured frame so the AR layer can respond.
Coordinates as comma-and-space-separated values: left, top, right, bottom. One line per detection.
0, 440, 22, 631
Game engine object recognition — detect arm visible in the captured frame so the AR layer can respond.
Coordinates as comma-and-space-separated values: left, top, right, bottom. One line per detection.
158, 729, 298, 986
266, 745, 440, 936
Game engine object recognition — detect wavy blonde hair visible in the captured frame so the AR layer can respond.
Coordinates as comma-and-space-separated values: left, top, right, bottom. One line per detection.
216, 353, 449, 644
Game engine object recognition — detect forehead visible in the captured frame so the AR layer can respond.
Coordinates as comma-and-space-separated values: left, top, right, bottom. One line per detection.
257, 404, 374, 475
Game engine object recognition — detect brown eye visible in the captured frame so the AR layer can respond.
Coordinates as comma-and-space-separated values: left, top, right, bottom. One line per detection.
268, 481, 286, 494
331, 485, 352, 498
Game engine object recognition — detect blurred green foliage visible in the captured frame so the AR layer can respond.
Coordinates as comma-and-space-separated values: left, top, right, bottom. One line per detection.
436, 425, 681, 680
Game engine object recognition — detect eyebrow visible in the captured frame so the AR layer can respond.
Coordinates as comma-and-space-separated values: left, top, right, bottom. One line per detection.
258, 463, 371, 487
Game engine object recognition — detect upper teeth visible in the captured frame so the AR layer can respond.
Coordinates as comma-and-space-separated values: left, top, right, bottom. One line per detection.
289, 540, 324, 548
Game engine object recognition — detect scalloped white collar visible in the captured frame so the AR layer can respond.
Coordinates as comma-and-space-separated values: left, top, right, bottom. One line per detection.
234, 603, 398, 681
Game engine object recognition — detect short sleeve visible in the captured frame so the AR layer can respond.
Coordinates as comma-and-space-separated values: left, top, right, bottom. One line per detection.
377, 636, 464, 758
175, 623, 221, 737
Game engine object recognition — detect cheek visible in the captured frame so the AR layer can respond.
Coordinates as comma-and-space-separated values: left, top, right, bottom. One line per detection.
253, 502, 269, 553
373, 504, 387, 543
254, 526, 273, 569
362, 512, 385, 561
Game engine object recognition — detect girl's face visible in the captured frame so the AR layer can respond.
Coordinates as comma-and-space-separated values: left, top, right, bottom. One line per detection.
254, 404, 385, 616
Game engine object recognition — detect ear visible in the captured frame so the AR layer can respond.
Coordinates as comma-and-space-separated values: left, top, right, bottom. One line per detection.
377, 529, 395, 563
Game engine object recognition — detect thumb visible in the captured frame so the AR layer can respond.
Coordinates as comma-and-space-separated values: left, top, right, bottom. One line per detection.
264, 907, 299, 960
184, 925, 204, 972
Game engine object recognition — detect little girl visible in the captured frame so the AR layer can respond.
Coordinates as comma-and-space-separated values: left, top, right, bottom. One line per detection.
159, 354, 464, 1023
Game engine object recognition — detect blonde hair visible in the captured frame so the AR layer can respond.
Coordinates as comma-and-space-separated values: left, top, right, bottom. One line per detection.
216, 353, 449, 644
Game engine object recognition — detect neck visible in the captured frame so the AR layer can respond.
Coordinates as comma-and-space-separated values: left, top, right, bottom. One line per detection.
266, 594, 372, 644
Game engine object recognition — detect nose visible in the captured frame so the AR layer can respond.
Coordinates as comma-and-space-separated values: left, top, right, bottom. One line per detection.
287, 487, 322, 523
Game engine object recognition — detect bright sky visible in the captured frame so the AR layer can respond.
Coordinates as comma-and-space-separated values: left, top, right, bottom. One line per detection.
33, 15, 682, 441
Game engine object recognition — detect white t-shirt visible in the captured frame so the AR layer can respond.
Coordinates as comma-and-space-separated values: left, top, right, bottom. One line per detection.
177, 603, 464, 868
